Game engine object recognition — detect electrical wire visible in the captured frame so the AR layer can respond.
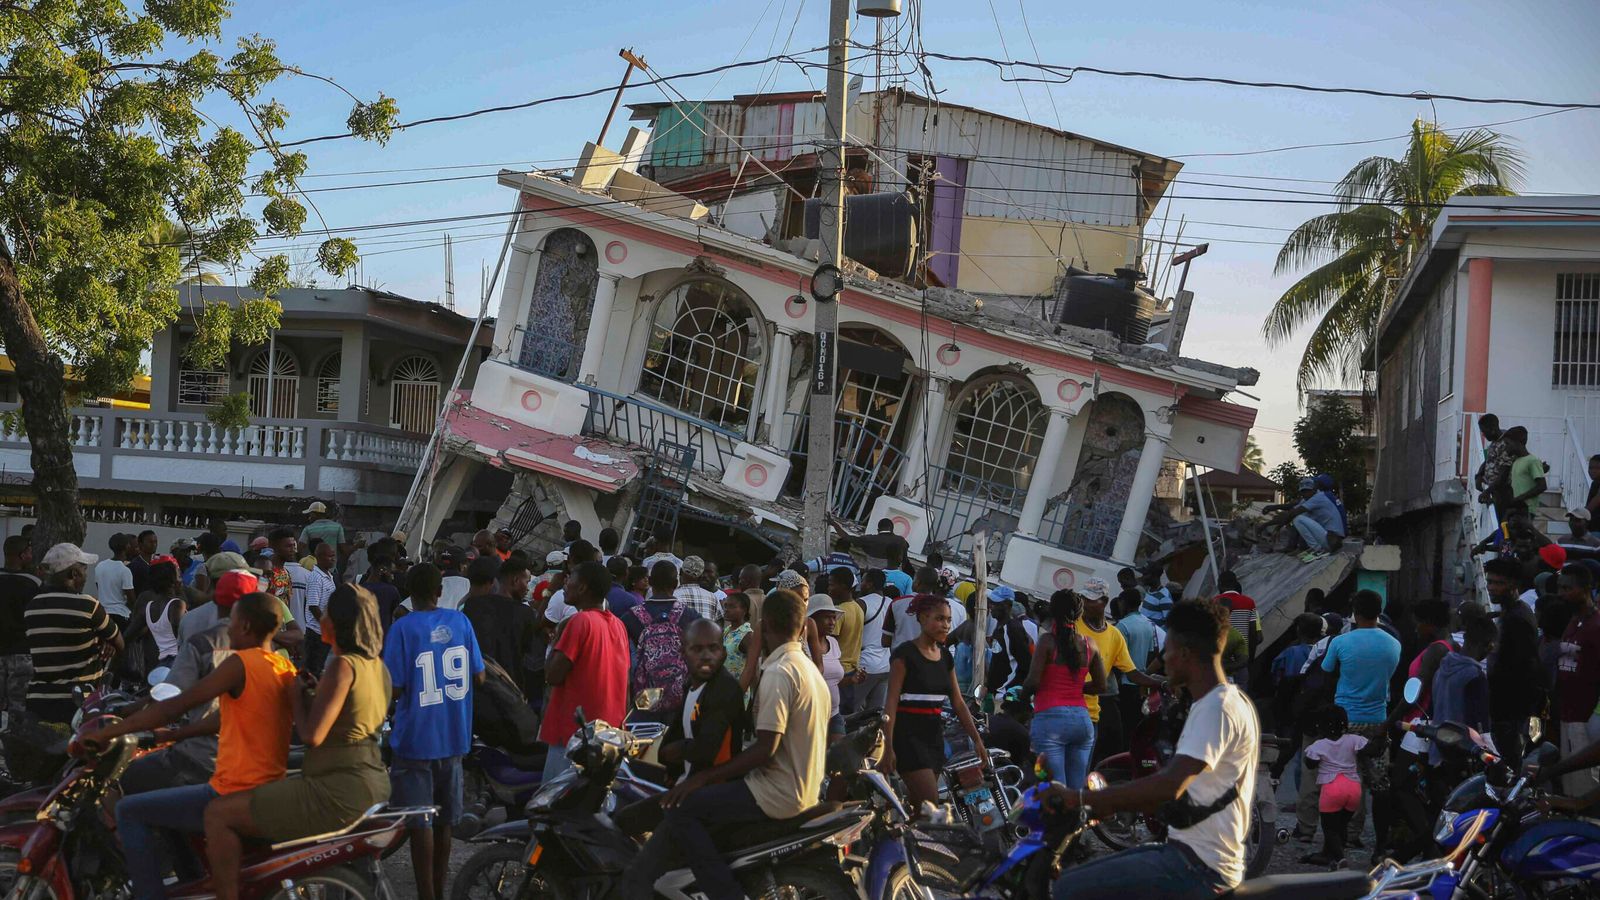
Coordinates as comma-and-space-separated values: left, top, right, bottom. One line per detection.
909, 50, 1600, 111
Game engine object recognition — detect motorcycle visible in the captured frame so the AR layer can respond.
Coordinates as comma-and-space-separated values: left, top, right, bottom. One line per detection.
1410, 718, 1599, 899
1089, 688, 1281, 878
941, 706, 1026, 851
961, 775, 1448, 900
453, 740, 546, 839
452, 699, 908, 900
0, 720, 435, 900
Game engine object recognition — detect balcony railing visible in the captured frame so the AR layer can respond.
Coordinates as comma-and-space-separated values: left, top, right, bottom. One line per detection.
578, 385, 740, 478
513, 325, 580, 383
0, 404, 430, 489
925, 465, 1027, 562
784, 411, 908, 525
1037, 499, 1119, 560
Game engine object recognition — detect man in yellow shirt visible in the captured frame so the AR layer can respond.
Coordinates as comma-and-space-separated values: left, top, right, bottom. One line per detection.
1076, 577, 1165, 763
828, 567, 867, 712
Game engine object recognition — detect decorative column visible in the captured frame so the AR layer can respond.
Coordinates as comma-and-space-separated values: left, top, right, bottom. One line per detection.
1016, 407, 1074, 538
337, 323, 369, 424
577, 273, 620, 386
900, 376, 951, 502
1112, 430, 1172, 563
761, 328, 797, 448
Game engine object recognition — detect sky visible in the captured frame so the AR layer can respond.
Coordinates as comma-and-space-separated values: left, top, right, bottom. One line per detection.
203, 0, 1600, 468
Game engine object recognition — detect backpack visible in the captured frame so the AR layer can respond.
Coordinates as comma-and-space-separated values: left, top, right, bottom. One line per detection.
473, 657, 541, 752
631, 603, 689, 711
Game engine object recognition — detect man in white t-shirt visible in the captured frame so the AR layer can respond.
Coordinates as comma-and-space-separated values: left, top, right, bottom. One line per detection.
1046, 599, 1261, 898
855, 568, 894, 711
884, 567, 945, 649
93, 533, 135, 627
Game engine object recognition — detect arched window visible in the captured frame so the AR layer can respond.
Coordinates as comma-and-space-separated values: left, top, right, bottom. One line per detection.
316, 353, 341, 414
638, 278, 763, 430
944, 378, 1047, 491
389, 355, 441, 434
247, 349, 299, 418
519, 228, 598, 381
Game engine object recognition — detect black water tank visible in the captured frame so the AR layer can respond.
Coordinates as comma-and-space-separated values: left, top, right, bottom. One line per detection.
1054, 267, 1157, 344
802, 191, 918, 280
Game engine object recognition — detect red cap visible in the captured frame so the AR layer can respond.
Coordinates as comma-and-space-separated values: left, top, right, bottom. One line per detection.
215, 570, 257, 610
1539, 543, 1568, 571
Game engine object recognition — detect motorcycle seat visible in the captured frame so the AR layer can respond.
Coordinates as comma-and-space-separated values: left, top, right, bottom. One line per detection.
1221, 871, 1374, 900
504, 748, 548, 770
708, 802, 847, 851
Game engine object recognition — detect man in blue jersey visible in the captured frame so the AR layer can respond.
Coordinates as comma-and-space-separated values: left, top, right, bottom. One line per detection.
384, 563, 486, 900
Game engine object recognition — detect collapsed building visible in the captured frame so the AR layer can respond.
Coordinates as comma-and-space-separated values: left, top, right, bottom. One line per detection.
403, 89, 1261, 596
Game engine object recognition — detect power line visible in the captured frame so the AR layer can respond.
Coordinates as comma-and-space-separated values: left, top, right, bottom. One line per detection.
274, 47, 832, 149
911, 50, 1600, 111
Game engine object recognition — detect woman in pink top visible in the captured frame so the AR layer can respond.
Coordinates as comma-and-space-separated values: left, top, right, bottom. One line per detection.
1024, 590, 1107, 787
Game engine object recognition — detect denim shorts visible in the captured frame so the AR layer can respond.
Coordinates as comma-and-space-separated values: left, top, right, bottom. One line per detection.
389, 756, 464, 826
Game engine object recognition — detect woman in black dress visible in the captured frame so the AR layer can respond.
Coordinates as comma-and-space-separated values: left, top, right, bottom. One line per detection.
881, 594, 989, 810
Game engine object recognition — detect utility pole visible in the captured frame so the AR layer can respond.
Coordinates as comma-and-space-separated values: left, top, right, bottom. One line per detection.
800, 0, 852, 560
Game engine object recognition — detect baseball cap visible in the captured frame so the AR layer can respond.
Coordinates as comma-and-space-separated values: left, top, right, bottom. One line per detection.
302, 501, 328, 515
1539, 544, 1568, 571
214, 570, 257, 610
249, 536, 270, 551
438, 546, 460, 566
544, 550, 568, 568
170, 537, 197, 554
1298, 477, 1317, 491
205, 551, 254, 580
1569, 507, 1592, 522
1080, 577, 1110, 601
806, 593, 838, 618
40, 543, 97, 574
681, 555, 706, 579
988, 585, 1016, 604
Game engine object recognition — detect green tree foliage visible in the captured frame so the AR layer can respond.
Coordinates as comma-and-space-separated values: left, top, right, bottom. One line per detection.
1262, 121, 1522, 390
0, 0, 399, 551
204, 392, 251, 430
1292, 396, 1370, 517
1269, 460, 1304, 499
1242, 434, 1266, 474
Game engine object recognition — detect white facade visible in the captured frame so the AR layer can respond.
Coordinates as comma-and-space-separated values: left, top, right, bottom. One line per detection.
455, 162, 1257, 599
1372, 196, 1600, 607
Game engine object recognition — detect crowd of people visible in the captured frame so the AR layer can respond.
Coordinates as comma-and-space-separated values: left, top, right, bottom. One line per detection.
3, 429, 1600, 900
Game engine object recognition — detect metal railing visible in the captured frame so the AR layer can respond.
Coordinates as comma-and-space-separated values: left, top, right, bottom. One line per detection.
577, 385, 740, 478
784, 411, 909, 525
1037, 498, 1119, 560
512, 324, 581, 383
925, 465, 1027, 562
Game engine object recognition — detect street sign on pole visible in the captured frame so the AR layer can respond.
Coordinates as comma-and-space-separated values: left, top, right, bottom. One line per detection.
812, 330, 835, 395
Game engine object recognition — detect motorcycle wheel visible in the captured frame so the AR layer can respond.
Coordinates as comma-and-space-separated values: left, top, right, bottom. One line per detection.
882, 865, 929, 900
750, 864, 858, 900
1243, 799, 1275, 879
263, 864, 374, 900
450, 842, 554, 900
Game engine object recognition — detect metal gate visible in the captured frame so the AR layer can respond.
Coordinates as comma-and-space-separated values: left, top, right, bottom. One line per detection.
246, 375, 299, 419
389, 356, 441, 434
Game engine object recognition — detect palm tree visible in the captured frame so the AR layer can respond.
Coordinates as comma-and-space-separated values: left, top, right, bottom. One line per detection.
152, 219, 228, 285
1262, 120, 1523, 390
1242, 434, 1266, 474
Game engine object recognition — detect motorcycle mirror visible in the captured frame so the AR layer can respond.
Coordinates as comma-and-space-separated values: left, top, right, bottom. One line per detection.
1402, 677, 1422, 705
150, 682, 182, 702
147, 666, 171, 687
635, 688, 663, 711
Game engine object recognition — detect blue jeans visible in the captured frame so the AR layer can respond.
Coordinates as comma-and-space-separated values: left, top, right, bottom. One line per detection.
1053, 841, 1229, 900
116, 782, 218, 900
1030, 705, 1094, 788
1291, 514, 1330, 552
621, 780, 771, 900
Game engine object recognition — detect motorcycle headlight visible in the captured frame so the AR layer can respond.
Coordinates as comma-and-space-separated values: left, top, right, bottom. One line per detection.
1434, 809, 1458, 844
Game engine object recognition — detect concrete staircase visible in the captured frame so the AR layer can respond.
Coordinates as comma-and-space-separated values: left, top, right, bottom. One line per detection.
1535, 489, 1572, 540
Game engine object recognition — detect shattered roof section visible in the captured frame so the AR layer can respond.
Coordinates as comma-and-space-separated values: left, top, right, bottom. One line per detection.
444, 391, 639, 491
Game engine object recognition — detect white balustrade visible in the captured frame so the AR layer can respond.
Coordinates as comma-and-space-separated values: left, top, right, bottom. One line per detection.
324, 428, 426, 469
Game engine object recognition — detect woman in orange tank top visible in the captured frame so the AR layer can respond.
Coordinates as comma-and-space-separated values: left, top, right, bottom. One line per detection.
83, 592, 296, 900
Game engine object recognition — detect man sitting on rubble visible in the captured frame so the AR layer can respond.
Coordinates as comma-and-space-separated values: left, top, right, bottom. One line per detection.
1265, 477, 1346, 562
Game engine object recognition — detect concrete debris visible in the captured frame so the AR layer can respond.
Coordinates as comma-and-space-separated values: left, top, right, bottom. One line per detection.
574, 446, 620, 465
